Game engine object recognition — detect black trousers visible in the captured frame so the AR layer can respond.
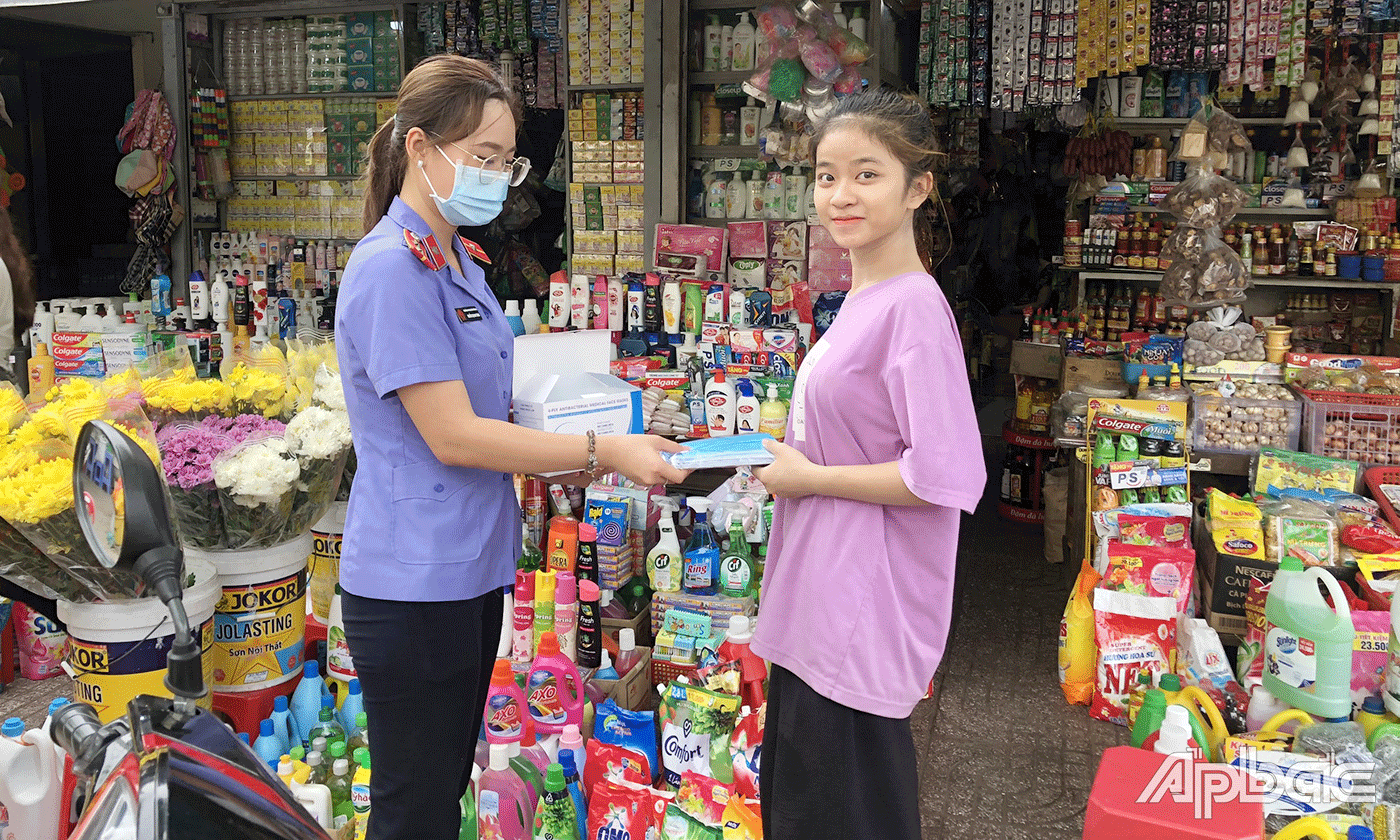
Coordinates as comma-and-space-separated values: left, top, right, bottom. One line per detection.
342, 588, 504, 840
760, 664, 923, 840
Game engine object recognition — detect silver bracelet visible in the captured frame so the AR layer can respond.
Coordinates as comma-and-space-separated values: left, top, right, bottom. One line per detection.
586, 430, 601, 478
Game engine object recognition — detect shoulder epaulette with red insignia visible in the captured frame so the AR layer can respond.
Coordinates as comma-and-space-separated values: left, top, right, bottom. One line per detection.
459, 236, 491, 265
403, 228, 447, 271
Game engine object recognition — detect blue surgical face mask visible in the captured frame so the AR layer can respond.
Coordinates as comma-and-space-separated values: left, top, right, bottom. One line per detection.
419, 147, 509, 228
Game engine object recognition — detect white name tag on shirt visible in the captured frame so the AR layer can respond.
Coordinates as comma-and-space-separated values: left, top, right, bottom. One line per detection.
790, 338, 832, 444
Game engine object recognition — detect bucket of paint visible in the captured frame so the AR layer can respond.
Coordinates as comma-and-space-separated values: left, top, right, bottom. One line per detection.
309, 500, 347, 622
190, 531, 311, 692
13, 601, 67, 680
58, 557, 219, 723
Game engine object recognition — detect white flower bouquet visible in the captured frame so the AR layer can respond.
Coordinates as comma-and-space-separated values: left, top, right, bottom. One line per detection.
213, 434, 300, 549
281, 404, 352, 538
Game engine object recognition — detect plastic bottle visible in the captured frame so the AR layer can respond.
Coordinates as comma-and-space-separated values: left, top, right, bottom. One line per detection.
1266, 557, 1356, 720
1130, 689, 1168, 749
535, 568, 558, 651
256, 718, 288, 768
533, 763, 579, 840
310, 701, 347, 747
703, 15, 723, 72
460, 764, 481, 840
306, 749, 329, 786
479, 742, 533, 840
716, 505, 758, 598
0, 717, 61, 840
351, 748, 372, 840
1359, 696, 1390, 743
1157, 674, 1228, 760
518, 724, 552, 779
599, 589, 628, 621
717, 615, 766, 710
558, 751, 588, 840
522, 299, 542, 335
706, 172, 729, 220
705, 371, 737, 437
848, 6, 866, 39
327, 747, 354, 829
485, 658, 529, 744
758, 383, 788, 440
734, 379, 761, 434
726, 173, 747, 219
546, 490, 580, 574
338, 678, 366, 736
268, 693, 296, 755
504, 300, 527, 337
291, 660, 330, 748
576, 579, 602, 669
731, 12, 756, 71
575, 523, 598, 587
559, 724, 586, 780
554, 571, 579, 662
615, 627, 644, 678
683, 497, 720, 594
507, 741, 543, 810
1154, 706, 1195, 755
647, 497, 684, 592
27, 342, 55, 395
349, 713, 370, 759
527, 631, 585, 736
279, 755, 334, 829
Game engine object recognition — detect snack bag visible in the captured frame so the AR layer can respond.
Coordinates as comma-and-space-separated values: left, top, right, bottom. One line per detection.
1206, 489, 1266, 560
12, 601, 67, 680
1262, 513, 1338, 567
1059, 559, 1102, 705
1091, 588, 1177, 725
1235, 577, 1272, 692
1253, 448, 1360, 497
1103, 542, 1196, 615
584, 740, 651, 797
1116, 514, 1192, 547
1178, 616, 1251, 734
587, 780, 651, 840
594, 699, 659, 782
658, 682, 741, 789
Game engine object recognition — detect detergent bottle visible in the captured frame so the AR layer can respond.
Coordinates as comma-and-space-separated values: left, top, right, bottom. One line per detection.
339, 678, 366, 737
328, 745, 355, 830
271, 694, 297, 752
518, 721, 553, 778
349, 712, 370, 759
615, 628, 644, 678
278, 755, 334, 830
1247, 684, 1298, 733
683, 497, 720, 594
1154, 706, 1196, 755
256, 718, 288, 768
479, 743, 533, 840
309, 700, 347, 747
352, 748, 372, 840
1266, 557, 1356, 720
718, 615, 767, 710
533, 763, 580, 840
1157, 674, 1229, 761
559, 751, 588, 840
328, 584, 357, 682
527, 631, 585, 736
1358, 696, 1391, 743
1130, 689, 1211, 757
291, 660, 332, 747
559, 724, 586, 779
0, 717, 61, 840
647, 497, 684, 592
716, 503, 757, 598
507, 741, 543, 811
485, 658, 529, 744
460, 764, 481, 840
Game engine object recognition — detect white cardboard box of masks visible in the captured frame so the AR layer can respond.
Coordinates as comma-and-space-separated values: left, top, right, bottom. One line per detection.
512, 329, 642, 435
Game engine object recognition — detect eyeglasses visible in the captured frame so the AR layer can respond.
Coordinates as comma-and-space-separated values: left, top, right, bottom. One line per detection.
445, 140, 531, 187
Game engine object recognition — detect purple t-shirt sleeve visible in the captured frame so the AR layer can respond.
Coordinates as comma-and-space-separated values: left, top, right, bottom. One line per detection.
884, 292, 985, 514
342, 251, 463, 399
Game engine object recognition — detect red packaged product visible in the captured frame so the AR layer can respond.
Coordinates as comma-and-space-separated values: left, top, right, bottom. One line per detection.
586, 780, 651, 840
1103, 542, 1196, 615
584, 740, 651, 799
1343, 521, 1400, 554
1091, 588, 1177, 726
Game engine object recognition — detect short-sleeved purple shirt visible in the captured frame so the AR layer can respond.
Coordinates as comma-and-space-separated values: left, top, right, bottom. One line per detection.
334, 197, 520, 602
751, 272, 986, 718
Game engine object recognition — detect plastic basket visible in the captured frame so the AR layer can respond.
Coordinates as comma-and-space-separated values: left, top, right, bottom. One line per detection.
1191, 394, 1301, 454
651, 658, 698, 688
1302, 391, 1400, 468
1296, 387, 1400, 407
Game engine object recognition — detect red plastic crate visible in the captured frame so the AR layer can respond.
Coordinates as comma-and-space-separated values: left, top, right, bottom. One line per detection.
1303, 391, 1400, 467
651, 658, 698, 687
1365, 466, 1400, 534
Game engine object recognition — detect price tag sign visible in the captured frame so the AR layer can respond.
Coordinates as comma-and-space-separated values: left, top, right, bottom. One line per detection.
1357, 631, 1389, 654
1109, 461, 1152, 490
714, 158, 742, 172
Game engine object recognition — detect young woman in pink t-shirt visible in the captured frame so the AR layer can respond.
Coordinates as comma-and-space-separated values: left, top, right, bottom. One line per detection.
751, 91, 986, 840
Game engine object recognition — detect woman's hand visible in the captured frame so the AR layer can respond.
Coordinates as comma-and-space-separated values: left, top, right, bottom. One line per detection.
753, 439, 819, 499
597, 434, 693, 486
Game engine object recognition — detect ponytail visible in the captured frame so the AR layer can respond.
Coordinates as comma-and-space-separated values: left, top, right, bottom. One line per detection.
358, 55, 519, 236
362, 118, 406, 236
913, 195, 948, 274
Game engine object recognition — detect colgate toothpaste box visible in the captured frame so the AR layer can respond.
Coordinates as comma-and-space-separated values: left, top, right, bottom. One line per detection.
50, 331, 105, 377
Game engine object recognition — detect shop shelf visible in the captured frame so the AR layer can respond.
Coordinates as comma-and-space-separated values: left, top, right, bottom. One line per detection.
689, 144, 762, 158
1127, 204, 1326, 216
225, 91, 397, 102
689, 0, 767, 9
1074, 269, 1400, 291
689, 70, 751, 85
1187, 452, 1253, 475
1112, 116, 1316, 130
567, 82, 645, 91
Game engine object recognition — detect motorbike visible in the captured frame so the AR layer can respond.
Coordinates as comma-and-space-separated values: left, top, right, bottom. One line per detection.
42, 420, 332, 840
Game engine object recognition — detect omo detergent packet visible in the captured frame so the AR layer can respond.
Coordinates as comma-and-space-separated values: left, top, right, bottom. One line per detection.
594, 698, 659, 782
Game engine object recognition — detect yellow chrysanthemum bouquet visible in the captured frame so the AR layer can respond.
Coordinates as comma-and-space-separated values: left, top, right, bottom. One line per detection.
0, 380, 163, 602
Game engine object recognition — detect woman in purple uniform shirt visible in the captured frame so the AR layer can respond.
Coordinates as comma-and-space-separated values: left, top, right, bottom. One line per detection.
335, 56, 687, 840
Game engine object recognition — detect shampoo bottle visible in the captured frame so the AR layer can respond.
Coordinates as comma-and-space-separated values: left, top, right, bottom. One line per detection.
726, 173, 747, 219
591, 278, 609, 331
705, 370, 737, 436
646, 497, 684, 592
731, 12, 756, 72
735, 379, 761, 434
569, 275, 589, 329
661, 278, 683, 334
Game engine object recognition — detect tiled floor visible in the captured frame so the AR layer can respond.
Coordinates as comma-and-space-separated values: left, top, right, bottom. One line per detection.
0, 443, 1126, 839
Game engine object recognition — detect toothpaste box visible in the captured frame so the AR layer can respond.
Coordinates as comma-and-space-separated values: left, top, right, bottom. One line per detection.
50, 331, 105, 378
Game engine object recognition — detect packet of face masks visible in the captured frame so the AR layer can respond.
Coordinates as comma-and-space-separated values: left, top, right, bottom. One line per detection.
659, 681, 741, 789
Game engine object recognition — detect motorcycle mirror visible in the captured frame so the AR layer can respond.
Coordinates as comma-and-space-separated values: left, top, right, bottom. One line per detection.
73, 420, 177, 573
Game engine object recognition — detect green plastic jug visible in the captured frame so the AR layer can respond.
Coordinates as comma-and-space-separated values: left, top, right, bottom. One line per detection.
1262, 557, 1355, 720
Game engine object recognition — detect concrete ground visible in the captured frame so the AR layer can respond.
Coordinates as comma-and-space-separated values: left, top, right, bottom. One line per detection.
0, 440, 1125, 839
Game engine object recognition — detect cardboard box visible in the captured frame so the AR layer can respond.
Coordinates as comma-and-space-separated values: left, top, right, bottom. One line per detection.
726, 221, 767, 259
591, 646, 653, 710
1061, 356, 1124, 391
767, 221, 806, 259
1193, 514, 1278, 624
1010, 340, 1063, 380
601, 604, 651, 646
50, 331, 105, 377
513, 330, 642, 436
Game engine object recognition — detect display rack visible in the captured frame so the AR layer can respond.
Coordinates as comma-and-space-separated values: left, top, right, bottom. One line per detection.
999, 421, 1055, 524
